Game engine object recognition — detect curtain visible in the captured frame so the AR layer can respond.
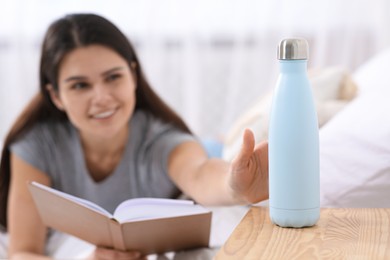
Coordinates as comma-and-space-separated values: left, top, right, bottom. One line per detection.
1, 0, 389, 146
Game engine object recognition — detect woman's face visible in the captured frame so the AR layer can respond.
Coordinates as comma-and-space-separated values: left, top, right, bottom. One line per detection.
50, 44, 136, 139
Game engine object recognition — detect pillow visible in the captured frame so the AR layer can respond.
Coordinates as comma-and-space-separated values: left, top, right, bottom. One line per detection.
352, 47, 390, 95
319, 92, 390, 207
320, 47, 390, 207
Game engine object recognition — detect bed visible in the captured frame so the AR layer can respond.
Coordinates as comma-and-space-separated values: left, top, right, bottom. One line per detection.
1, 47, 390, 259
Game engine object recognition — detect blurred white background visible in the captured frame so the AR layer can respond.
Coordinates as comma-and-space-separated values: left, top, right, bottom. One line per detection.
1, 0, 389, 145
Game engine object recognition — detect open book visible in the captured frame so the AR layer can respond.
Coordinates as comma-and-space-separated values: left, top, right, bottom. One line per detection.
28, 181, 212, 255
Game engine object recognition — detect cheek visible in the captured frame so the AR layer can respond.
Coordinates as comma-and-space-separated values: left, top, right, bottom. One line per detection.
119, 87, 137, 119
119, 84, 137, 104
61, 95, 89, 121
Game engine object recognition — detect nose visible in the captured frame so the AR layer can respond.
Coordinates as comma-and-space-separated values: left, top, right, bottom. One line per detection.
91, 84, 112, 105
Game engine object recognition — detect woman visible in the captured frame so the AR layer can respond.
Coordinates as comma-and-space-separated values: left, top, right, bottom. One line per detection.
0, 13, 268, 259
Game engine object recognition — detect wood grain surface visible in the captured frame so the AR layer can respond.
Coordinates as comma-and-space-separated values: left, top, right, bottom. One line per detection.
215, 207, 390, 259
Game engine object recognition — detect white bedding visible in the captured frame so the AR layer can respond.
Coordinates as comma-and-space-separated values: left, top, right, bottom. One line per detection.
320, 47, 390, 207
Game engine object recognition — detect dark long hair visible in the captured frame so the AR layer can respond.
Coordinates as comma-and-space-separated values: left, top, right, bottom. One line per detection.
0, 13, 191, 229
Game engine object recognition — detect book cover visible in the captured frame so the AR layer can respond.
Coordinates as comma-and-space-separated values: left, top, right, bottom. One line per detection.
28, 181, 212, 255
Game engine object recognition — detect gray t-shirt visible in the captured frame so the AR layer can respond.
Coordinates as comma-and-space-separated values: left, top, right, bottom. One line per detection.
10, 110, 194, 214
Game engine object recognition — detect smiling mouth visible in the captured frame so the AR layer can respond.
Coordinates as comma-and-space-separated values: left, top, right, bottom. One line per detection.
92, 109, 117, 119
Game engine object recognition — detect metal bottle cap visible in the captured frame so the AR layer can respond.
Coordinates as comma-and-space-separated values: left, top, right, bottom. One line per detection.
278, 38, 309, 60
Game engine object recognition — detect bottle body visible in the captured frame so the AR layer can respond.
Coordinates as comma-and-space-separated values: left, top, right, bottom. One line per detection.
269, 60, 320, 228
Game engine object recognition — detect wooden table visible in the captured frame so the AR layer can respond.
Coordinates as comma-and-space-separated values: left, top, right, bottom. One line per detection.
215, 207, 390, 259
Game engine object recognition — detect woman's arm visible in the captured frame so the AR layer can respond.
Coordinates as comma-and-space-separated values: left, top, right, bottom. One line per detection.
168, 129, 268, 206
8, 153, 51, 259
8, 154, 149, 260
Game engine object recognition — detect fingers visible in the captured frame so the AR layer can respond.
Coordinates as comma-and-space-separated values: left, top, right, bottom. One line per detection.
255, 140, 268, 160
255, 141, 269, 199
233, 128, 255, 167
254, 139, 268, 156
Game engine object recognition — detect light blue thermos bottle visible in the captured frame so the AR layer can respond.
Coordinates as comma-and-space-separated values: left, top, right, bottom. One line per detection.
269, 38, 320, 228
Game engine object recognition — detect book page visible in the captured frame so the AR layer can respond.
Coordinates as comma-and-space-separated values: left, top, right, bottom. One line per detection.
113, 198, 209, 223
31, 182, 112, 217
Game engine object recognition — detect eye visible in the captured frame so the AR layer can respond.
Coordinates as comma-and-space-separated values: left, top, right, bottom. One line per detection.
71, 82, 89, 90
106, 73, 122, 83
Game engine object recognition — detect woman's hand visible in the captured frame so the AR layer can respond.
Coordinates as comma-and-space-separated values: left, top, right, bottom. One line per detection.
229, 128, 269, 204
87, 247, 146, 260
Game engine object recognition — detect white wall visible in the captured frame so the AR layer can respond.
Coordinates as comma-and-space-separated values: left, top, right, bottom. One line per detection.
1, 0, 389, 145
